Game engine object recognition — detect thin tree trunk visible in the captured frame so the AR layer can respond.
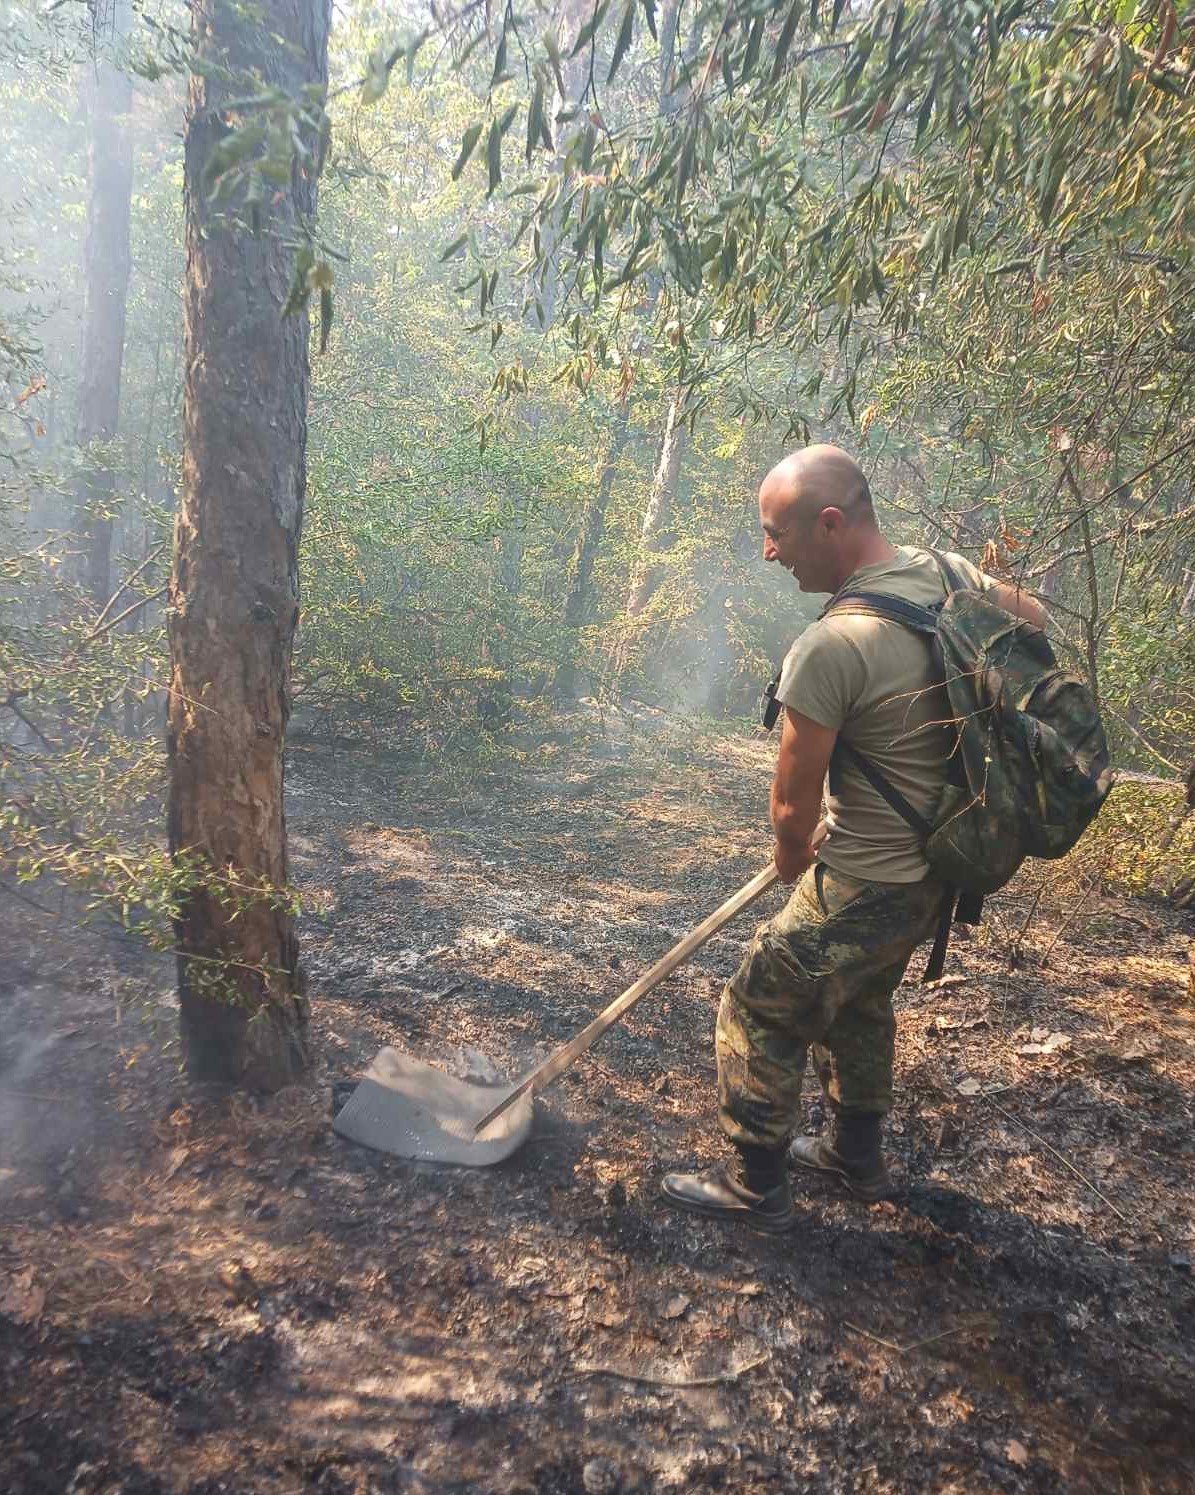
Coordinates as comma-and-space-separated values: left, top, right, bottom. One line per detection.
556, 408, 629, 699
626, 393, 686, 617
168, 0, 330, 1090
123, 288, 169, 739
619, 2, 693, 629
658, 0, 682, 112
72, 0, 133, 606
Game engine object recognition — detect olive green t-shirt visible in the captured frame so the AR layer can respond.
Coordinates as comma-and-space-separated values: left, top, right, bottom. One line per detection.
776, 547, 998, 883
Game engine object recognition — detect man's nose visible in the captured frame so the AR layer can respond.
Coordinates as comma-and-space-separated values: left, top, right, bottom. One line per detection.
762, 535, 777, 561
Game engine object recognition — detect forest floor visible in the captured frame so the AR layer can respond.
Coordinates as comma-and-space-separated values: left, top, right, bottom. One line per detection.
1, 707, 1193, 1495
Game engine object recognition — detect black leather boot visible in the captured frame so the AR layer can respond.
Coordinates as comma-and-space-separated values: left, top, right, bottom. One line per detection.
789, 1113, 894, 1202
661, 1143, 796, 1234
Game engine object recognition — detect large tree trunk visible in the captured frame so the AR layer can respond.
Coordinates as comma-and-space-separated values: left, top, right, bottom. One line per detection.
168, 0, 330, 1089
556, 408, 629, 699
72, 0, 133, 606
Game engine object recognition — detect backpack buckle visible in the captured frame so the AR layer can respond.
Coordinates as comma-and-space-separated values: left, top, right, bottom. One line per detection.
760, 676, 782, 731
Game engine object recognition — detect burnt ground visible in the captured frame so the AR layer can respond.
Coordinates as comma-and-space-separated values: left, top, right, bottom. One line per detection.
1, 707, 1193, 1495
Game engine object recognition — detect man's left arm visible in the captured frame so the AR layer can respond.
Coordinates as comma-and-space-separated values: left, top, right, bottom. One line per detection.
771, 706, 838, 883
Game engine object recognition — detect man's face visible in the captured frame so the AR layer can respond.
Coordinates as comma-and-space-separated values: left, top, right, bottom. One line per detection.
759, 484, 833, 593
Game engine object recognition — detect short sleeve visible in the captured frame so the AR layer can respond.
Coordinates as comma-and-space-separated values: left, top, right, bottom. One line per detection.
940, 550, 999, 593
775, 621, 867, 730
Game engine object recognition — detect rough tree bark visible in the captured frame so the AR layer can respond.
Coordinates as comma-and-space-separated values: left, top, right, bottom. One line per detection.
72, 0, 133, 605
1187, 764, 1194, 1002
168, 0, 330, 1089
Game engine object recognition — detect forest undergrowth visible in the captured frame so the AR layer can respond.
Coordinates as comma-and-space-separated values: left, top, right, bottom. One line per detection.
1, 711, 1192, 1494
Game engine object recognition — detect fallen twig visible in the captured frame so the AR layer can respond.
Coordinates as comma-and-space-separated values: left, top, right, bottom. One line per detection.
897, 1326, 974, 1354
843, 1321, 979, 1355
566, 1352, 770, 1390
986, 1098, 1132, 1226
843, 1322, 904, 1353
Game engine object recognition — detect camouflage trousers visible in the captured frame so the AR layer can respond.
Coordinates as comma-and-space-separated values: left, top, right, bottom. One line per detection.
717, 863, 945, 1150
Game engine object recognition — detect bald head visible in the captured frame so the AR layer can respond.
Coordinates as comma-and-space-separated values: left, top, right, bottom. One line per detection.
758, 444, 891, 594
759, 444, 874, 531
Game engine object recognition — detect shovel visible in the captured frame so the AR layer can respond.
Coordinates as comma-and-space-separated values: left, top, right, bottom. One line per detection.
333, 863, 780, 1166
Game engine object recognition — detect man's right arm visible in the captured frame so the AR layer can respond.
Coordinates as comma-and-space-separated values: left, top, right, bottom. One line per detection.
985, 580, 1049, 629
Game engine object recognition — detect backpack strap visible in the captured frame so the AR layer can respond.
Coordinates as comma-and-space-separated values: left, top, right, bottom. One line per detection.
821, 589, 941, 634
928, 549, 970, 596
830, 742, 958, 980
821, 590, 944, 817
820, 572, 967, 981
834, 740, 934, 842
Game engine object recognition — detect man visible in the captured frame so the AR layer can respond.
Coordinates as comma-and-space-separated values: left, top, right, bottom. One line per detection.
662, 445, 1047, 1233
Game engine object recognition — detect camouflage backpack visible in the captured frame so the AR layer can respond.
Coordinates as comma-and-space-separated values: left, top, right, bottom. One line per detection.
823, 552, 1113, 974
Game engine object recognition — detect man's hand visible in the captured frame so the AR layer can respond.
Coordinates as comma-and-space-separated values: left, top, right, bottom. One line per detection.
771, 707, 838, 883
774, 816, 828, 883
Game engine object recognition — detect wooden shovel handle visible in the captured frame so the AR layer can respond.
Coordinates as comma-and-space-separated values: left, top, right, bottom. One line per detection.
473, 863, 781, 1136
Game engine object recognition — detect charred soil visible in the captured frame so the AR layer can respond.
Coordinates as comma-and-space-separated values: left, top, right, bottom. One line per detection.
2, 711, 1193, 1494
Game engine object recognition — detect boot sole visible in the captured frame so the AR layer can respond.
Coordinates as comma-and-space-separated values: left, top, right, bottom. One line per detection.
660, 1185, 796, 1235
790, 1153, 894, 1204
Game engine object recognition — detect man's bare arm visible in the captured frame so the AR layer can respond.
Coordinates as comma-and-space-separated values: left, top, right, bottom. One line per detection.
987, 580, 1049, 629
771, 707, 837, 883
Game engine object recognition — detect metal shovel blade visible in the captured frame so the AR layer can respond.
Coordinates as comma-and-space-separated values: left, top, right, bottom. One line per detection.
333, 1047, 533, 1166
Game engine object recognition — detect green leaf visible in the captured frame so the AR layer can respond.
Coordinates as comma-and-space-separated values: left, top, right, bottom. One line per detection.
1115, 39, 1135, 119
203, 118, 267, 188
676, 130, 697, 203
488, 122, 522, 196
451, 121, 484, 180
741, 17, 765, 82
1038, 150, 1066, 227
439, 232, 469, 261
641, 0, 658, 42
888, 0, 905, 64
570, 0, 611, 60
915, 78, 936, 141
770, 0, 801, 85
830, 0, 849, 34
608, 0, 635, 83
491, 23, 508, 90
487, 118, 504, 196
527, 77, 545, 164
